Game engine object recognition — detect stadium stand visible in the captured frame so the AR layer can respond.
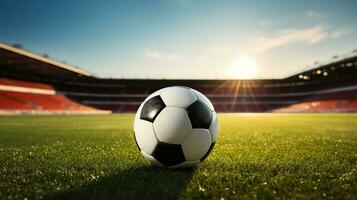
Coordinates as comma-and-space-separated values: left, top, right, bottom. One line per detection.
0, 42, 357, 114
275, 90, 357, 112
0, 78, 109, 114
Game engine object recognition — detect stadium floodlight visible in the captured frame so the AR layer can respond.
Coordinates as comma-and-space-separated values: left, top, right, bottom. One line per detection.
134, 86, 218, 167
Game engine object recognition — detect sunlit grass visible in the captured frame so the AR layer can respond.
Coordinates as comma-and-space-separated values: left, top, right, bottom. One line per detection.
0, 114, 356, 199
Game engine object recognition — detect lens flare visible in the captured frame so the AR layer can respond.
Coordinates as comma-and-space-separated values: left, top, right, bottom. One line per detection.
230, 56, 258, 79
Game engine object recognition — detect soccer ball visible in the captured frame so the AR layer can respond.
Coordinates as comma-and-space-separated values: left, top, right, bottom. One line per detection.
134, 86, 218, 167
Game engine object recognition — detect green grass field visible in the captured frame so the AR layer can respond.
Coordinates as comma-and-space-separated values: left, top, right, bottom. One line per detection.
0, 114, 356, 199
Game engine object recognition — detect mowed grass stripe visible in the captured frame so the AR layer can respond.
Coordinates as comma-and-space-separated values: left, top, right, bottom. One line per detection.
0, 114, 356, 199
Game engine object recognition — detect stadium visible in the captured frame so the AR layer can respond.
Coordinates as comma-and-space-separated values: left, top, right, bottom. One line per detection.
1, 1, 357, 199
1, 43, 357, 114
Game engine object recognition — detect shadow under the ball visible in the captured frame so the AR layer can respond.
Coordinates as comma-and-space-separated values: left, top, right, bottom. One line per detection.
48, 165, 195, 200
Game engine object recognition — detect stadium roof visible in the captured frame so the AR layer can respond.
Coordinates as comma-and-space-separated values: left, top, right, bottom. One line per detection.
0, 43, 92, 80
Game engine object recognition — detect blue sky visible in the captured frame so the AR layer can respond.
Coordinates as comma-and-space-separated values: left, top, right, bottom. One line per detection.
1, 0, 356, 79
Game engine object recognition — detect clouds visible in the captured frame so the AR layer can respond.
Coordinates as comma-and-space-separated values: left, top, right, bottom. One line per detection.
141, 5, 353, 79
252, 25, 351, 53
144, 24, 351, 70
306, 11, 324, 18
145, 49, 181, 62
249, 10, 351, 53
330, 29, 351, 39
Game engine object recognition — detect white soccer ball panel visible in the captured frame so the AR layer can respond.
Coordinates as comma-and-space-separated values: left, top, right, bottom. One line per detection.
160, 86, 197, 108
153, 107, 192, 144
140, 151, 164, 167
209, 111, 218, 142
191, 89, 214, 111
182, 129, 212, 161
134, 119, 158, 154
171, 160, 200, 168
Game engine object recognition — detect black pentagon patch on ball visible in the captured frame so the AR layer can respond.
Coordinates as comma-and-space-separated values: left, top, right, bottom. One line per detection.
200, 142, 215, 162
187, 100, 212, 129
152, 142, 185, 166
140, 95, 166, 122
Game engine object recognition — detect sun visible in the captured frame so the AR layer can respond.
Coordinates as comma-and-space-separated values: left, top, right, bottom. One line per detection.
230, 56, 258, 79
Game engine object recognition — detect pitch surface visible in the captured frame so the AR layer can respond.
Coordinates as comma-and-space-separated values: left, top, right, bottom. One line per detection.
0, 114, 356, 199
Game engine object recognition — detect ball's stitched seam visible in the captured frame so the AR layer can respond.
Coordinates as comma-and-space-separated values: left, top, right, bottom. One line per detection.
190, 89, 214, 112
151, 122, 160, 147
166, 105, 188, 110
190, 89, 200, 104
209, 111, 217, 143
